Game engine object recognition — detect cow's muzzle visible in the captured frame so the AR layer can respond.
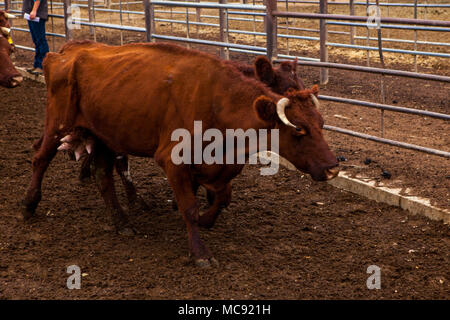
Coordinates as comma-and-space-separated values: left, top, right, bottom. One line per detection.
310, 164, 339, 181
9, 75, 23, 87
324, 165, 339, 180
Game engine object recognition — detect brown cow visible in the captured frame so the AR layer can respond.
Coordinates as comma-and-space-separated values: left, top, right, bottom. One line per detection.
23, 41, 338, 267
0, 11, 23, 88
225, 56, 304, 93
74, 55, 305, 211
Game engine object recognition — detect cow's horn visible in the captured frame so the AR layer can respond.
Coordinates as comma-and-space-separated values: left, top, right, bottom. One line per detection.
5, 13, 16, 19
0, 27, 11, 35
276, 98, 296, 128
310, 94, 320, 108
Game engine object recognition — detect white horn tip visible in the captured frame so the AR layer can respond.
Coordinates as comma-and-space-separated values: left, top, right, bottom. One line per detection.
1, 27, 11, 35
277, 97, 297, 128
310, 94, 320, 108
5, 13, 16, 19
277, 97, 290, 106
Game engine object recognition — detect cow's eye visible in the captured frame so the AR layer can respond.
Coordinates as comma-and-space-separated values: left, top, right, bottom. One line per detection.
294, 127, 306, 136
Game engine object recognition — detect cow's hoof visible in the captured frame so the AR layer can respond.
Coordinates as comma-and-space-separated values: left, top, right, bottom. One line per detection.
21, 208, 35, 221
195, 257, 219, 268
79, 175, 91, 185
118, 226, 136, 236
171, 200, 178, 211
198, 218, 215, 229
130, 196, 150, 212
20, 201, 36, 221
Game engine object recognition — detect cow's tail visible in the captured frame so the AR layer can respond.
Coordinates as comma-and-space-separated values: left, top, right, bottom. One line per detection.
33, 135, 43, 150
64, 60, 80, 129
40, 53, 81, 149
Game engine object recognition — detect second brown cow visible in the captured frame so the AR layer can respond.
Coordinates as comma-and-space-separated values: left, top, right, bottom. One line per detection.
72, 54, 305, 211
23, 41, 339, 267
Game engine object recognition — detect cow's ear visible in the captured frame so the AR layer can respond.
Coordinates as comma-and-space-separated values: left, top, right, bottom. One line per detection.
292, 57, 298, 72
254, 95, 276, 123
255, 56, 275, 85
312, 84, 319, 97
280, 58, 298, 73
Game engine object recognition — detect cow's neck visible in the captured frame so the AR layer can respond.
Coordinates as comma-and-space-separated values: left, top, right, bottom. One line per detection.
214, 72, 281, 132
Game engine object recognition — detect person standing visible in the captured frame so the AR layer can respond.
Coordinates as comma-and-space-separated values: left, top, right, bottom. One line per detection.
22, 0, 49, 75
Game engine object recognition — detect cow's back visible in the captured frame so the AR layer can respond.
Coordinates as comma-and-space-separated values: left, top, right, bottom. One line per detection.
45, 42, 275, 157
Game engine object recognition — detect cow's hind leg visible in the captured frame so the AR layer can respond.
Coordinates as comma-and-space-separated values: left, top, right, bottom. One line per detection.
22, 134, 59, 220
199, 183, 232, 229
159, 160, 217, 268
114, 155, 149, 212
92, 143, 135, 236
79, 153, 93, 183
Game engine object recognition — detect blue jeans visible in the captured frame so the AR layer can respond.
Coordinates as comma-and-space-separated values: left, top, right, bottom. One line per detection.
28, 19, 49, 69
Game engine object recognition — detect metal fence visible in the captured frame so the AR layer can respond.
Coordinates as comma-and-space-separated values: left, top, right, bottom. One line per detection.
1, 0, 449, 158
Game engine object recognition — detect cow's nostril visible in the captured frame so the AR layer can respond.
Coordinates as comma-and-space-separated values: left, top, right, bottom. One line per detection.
10, 76, 23, 87
325, 166, 339, 180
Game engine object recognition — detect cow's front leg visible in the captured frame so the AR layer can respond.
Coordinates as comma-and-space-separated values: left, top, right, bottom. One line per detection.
22, 134, 59, 220
170, 180, 200, 212
114, 155, 149, 212
92, 144, 135, 236
161, 162, 217, 268
199, 183, 232, 229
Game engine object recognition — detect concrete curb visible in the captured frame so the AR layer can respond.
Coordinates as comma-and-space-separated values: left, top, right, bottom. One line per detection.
259, 152, 449, 224
328, 172, 449, 224
18, 68, 449, 225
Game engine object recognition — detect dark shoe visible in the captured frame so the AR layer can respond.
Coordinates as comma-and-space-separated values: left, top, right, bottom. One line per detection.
31, 68, 43, 75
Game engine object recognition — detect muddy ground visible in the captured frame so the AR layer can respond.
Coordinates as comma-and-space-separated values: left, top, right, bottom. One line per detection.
11, 29, 450, 209
1, 1, 449, 300
0, 79, 449, 300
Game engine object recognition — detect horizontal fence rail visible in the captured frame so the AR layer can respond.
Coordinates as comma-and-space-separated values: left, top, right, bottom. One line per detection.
324, 125, 450, 158
274, 59, 450, 82
3, 0, 449, 159
272, 12, 450, 27
318, 95, 450, 121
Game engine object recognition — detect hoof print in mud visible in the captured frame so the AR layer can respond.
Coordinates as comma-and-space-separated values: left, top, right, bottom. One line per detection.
117, 227, 137, 236
195, 258, 219, 269
129, 196, 150, 213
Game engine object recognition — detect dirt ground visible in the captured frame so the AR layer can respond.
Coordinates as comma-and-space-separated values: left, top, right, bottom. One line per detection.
11, 22, 449, 209
0, 80, 449, 299
1, 0, 449, 300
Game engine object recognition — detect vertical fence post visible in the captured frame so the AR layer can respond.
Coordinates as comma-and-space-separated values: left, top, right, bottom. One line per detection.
196, 0, 201, 36
5, 0, 11, 34
285, 0, 289, 55
375, 0, 386, 138
63, 0, 73, 40
50, 0, 55, 51
119, 0, 124, 45
349, 0, 355, 45
185, 7, 190, 49
365, 0, 370, 66
319, 0, 328, 84
151, 0, 155, 34
143, 0, 153, 42
219, 0, 229, 59
88, 0, 94, 36
265, 0, 277, 62
252, 0, 257, 45
413, 0, 418, 72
